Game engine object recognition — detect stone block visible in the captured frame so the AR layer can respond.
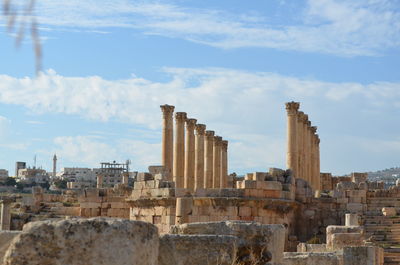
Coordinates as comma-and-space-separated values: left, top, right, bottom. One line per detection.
0, 231, 21, 262
382, 207, 397, 217
346, 203, 364, 213
297, 243, 328, 253
265, 181, 283, 191
170, 221, 285, 264
3, 218, 159, 265
253, 172, 268, 181
158, 234, 237, 265
283, 252, 341, 265
328, 233, 364, 250
245, 173, 254, 180
343, 246, 384, 265
137, 172, 153, 182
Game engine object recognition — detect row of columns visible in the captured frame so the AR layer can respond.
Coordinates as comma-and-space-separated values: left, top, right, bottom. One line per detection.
286, 102, 321, 191
160, 105, 229, 191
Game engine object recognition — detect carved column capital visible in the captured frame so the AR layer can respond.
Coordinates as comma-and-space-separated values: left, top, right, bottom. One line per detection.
221, 140, 228, 151
205, 130, 215, 140
214, 136, 222, 145
186, 118, 197, 129
195, 124, 206, 135
160, 104, 175, 117
310, 126, 317, 134
285, 101, 300, 115
175, 112, 187, 122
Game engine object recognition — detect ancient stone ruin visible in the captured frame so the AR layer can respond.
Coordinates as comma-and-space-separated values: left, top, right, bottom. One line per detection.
0, 102, 398, 265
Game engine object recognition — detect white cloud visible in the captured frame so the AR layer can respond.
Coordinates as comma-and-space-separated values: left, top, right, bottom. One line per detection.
0, 68, 400, 174
17, 0, 399, 56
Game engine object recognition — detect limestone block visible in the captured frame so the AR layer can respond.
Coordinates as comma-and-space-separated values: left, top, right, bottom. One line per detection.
170, 221, 285, 264
245, 173, 254, 180
346, 203, 364, 213
328, 233, 364, 250
343, 246, 384, 265
3, 218, 159, 265
382, 207, 397, 217
242, 180, 257, 189
137, 172, 153, 181
297, 243, 328, 253
0, 231, 20, 262
337, 181, 356, 190
264, 181, 283, 191
283, 252, 341, 265
345, 214, 360, 226
253, 172, 268, 181
158, 234, 237, 265
346, 190, 366, 198
269, 168, 285, 178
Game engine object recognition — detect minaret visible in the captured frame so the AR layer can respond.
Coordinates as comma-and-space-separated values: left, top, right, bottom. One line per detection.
52, 154, 57, 178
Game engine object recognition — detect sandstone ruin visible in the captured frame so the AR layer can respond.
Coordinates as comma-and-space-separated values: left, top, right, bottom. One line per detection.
0, 102, 398, 265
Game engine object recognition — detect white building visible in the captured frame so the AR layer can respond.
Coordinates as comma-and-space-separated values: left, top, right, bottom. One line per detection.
0, 169, 9, 180
18, 168, 49, 184
59, 167, 102, 189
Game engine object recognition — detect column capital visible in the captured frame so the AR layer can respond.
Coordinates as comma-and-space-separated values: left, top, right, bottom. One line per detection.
297, 111, 306, 123
175, 112, 187, 122
195, 124, 206, 135
214, 136, 222, 145
205, 130, 215, 140
306, 120, 311, 127
310, 126, 317, 134
160, 104, 175, 117
186, 118, 197, 129
221, 140, 228, 151
285, 101, 300, 115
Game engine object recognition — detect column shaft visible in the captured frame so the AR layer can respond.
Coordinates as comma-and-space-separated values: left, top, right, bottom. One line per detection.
220, 140, 228, 188
213, 136, 222, 188
184, 118, 197, 191
1, 201, 11, 230
296, 112, 304, 180
194, 124, 206, 190
204, 131, 215, 188
316, 136, 321, 190
173, 112, 187, 188
160, 105, 175, 179
285, 102, 300, 177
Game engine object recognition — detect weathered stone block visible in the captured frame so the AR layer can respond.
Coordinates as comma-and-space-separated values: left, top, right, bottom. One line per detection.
382, 207, 397, 217
283, 252, 341, 265
3, 218, 159, 265
137, 172, 153, 181
343, 246, 384, 265
158, 234, 237, 265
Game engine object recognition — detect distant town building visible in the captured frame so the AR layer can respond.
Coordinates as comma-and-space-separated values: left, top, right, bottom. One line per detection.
0, 169, 9, 180
98, 161, 129, 187
15, 161, 26, 177
18, 167, 49, 184
59, 167, 101, 189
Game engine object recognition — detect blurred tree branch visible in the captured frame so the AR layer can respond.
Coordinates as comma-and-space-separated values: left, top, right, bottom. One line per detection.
2, 0, 41, 73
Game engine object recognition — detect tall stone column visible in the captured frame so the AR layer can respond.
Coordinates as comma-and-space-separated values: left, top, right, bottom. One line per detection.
97, 174, 103, 189
160, 104, 175, 180
204, 130, 215, 189
221, 140, 228, 188
213, 136, 222, 188
184, 118, 197, 191
305, 121, 311, 184
1, 200, 11, 230
316, 135, 321, 191
173, 112, 187, 188
310, 126, 317, 190
285, 102, 299, 177
296, 112, 305, 180
301, 115, 309, 182
194, 124, 206, 190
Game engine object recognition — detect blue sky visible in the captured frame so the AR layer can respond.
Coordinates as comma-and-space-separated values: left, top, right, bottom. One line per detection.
0, 0, 399, 176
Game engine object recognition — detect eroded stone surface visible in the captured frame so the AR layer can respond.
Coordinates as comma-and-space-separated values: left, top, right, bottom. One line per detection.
3, 218, 159, 265
0, 231, 20, 262
283, 252, 341, 265
158, 234, 237, 265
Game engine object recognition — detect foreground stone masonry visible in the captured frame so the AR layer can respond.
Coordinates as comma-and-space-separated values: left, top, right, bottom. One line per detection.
3, 218, 159, 265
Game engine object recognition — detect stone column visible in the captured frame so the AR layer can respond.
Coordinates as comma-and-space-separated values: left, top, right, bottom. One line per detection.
204, 130, 215, 189
304, 118, 310, 184
184, 118, 197, 191
220, 140, 228, 188
213, 136, 222, 188
296, 112, 305, 180
285, 102, 299, 178
0, 200, 11, 230
194, 124, 206, 190
345, 213, 360, 226
310, 126, 317, 190
97, 174, 103, 189
122, 172, 129, 186
173, 112, 187, 188
316, 135, 321, 191
160, 104, 175, 180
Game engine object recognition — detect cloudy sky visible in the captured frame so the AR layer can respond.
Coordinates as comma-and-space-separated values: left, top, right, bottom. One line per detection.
0, 0, 399, 176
